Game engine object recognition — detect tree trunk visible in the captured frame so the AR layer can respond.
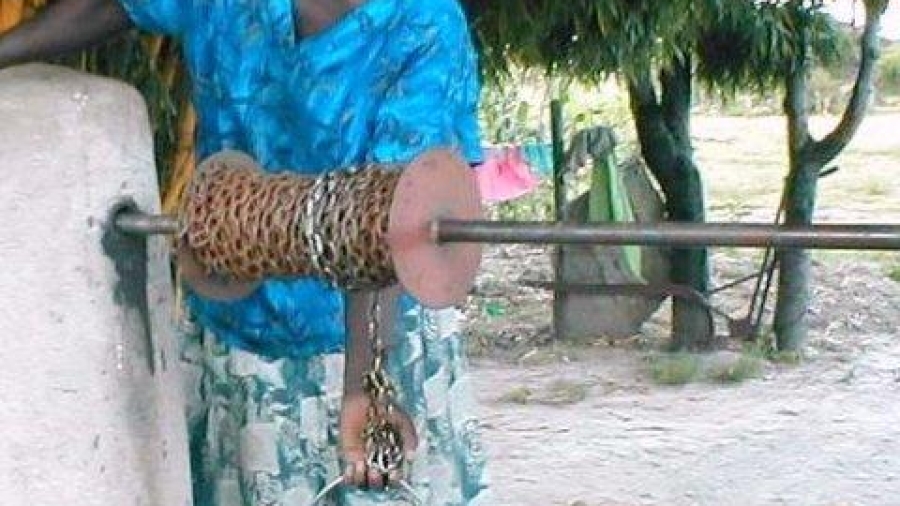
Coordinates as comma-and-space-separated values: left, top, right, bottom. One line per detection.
628, 59, 712, 350
775, 54, 816, 351
774, 160, 819, 351
774, 0, 885, 352
667, 162, 711, 350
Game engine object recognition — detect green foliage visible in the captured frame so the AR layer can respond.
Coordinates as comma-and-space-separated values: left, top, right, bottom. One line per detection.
469, 0, 845, 95
770, 350, 802, 365
494, 186, 554, 222
540, 379, 590, 405
482, 299, 507, 318
746, 331, 803, 364
649, 349, 769, 386
479, 68, 551, 145
696, 1, 847, 95
470, 0, 855, 117
888, 265, 900, 283
498, 386, 533, 404
471, 0, 699, 82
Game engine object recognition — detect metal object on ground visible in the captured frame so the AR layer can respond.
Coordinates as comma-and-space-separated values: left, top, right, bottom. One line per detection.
115, 212, 178, 235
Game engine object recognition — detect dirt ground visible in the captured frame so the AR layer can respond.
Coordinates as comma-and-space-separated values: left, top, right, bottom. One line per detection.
464, 114, 900, 505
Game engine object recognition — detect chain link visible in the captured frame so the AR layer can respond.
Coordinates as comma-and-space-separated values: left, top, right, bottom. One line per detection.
363, 292, 405, 475
307, 292, 422, 506
182, 157, 401, 289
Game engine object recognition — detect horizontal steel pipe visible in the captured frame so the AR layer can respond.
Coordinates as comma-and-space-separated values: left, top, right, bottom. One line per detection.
114, 212, 900, 250
115, 212, 178, 236
434, 220, 900, 250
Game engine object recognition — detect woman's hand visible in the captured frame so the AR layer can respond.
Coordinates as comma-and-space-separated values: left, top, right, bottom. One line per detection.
341, 286, 417, 490
339, 391, 418, 490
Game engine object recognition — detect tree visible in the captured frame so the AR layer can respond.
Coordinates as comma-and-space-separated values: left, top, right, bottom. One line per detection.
466, 0, 844, 350
467, 1, 713, 349
466, 0, 868, 350
773, 0, 889, 351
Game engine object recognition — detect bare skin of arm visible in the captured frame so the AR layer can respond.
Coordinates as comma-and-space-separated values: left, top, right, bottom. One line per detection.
341, 286, 419, 490
0, 0, 132, 69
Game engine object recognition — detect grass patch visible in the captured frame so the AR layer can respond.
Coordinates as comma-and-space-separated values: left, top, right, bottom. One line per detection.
863, 180, 892, 197
498, 380, 590, 406
649, 353, 702, 385
808, 250, 900, 272
743, 336, 801, 366
540, 379, 590, 405
696, 114, 900, 221
650, 348, 771, 386
517, 347, 570, 366
707, 354, 764, 383
498, 386, 533, 404
769, 350, 802, 365
888, 265, 900, 283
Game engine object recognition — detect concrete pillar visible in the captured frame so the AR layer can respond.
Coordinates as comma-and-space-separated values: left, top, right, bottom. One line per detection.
0, 64, 191, 506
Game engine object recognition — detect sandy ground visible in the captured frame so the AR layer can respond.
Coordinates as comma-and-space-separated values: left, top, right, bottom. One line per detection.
469, 251, 900, 506
465, 114, 900, 505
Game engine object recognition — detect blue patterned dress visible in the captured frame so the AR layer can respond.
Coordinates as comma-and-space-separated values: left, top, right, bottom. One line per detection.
116, 0, 490, 504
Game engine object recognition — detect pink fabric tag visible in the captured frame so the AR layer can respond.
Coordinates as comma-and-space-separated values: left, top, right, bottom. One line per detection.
475, 147, 541, 203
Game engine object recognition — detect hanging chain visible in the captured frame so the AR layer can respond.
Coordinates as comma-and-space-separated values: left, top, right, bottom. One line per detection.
362, 292, 405, 476
307, 292, 422, 506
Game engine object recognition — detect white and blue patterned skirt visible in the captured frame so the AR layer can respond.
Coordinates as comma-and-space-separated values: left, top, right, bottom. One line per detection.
180, 306, 491, 505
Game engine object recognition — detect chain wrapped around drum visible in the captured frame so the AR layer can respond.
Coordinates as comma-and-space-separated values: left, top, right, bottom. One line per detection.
175, 149, 483, 308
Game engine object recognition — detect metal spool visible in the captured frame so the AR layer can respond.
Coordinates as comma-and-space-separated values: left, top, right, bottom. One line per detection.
176, 149, 483, 308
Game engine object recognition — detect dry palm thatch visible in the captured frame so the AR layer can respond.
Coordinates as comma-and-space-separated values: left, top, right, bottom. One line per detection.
1, 0, 196, 215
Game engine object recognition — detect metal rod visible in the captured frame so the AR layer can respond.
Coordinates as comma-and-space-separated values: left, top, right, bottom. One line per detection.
113, 211, 900, 251
435, 220, 900, 250
115, 212, 179, 235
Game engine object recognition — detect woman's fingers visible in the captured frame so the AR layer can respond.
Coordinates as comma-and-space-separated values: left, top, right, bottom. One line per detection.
367, 467, 386, 490
393, 410, 419, 461
387, 469, 403, 487
343, 458, 367, 488
342, 403, 418, 491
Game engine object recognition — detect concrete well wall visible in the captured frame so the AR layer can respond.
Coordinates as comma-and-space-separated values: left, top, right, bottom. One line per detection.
0, 64, 191, 506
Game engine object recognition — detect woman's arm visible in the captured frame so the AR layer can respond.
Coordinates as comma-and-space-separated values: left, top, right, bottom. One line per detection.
337, 0, 480, 492
0, 0, 132, 68
343, 288, 400, 398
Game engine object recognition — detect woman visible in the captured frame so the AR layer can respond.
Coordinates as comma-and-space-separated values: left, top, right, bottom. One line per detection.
0, 0, 489, 504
